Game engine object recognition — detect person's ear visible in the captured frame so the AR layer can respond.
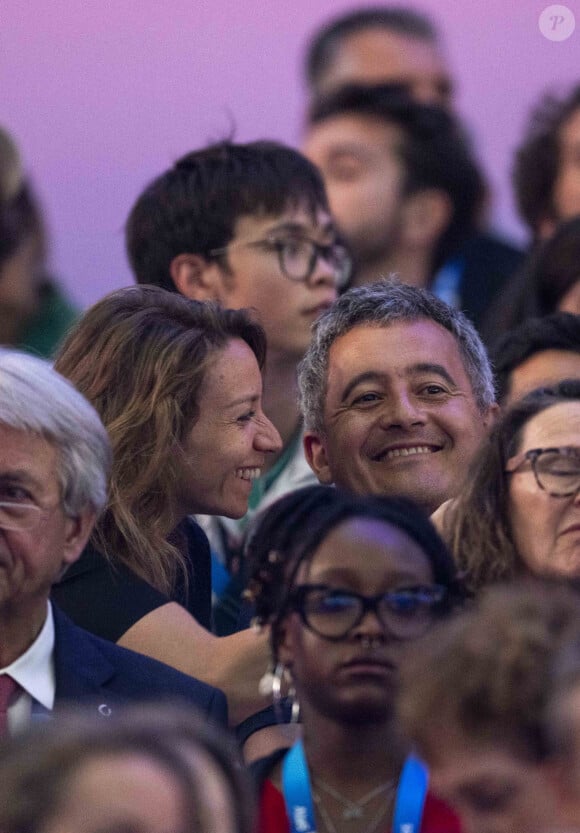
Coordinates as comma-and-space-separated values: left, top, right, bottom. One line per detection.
304, 432, 334, 484
169, 253, 227, 302
483, 401, 500, 428
59, 508, 97, 576
400, 189, 452, 250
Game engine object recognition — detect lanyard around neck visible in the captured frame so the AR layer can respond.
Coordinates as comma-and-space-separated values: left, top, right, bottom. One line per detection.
281, 740, 428, 833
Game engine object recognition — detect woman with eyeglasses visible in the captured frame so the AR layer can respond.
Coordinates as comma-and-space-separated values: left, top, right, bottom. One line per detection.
438, 378, 580, 592
244, 484, 465, 833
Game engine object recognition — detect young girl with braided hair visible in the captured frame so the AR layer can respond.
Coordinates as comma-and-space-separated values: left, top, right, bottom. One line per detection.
245, 484, 465, 833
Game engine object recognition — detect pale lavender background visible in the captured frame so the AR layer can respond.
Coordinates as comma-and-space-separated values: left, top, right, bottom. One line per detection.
1, 0, 578, 307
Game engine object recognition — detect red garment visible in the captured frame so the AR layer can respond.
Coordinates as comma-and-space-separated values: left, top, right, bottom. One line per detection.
0, 675, 20, 737
257, 779, 462, 833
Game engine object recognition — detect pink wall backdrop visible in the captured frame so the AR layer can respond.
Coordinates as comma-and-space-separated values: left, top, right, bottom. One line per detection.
1, 0, 579, 307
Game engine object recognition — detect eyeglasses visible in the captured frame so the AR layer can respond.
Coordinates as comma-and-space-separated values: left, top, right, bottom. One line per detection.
287, 583, 447, 641
0, 501, 45, 531
209, 236, 352, 289
505, 446, 580, 497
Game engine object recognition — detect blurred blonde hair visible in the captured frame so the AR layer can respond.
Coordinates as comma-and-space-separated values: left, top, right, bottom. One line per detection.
399, 580, 580, 764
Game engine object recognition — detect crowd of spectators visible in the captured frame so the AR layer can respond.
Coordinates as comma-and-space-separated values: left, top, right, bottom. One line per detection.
2, 5, 580, 833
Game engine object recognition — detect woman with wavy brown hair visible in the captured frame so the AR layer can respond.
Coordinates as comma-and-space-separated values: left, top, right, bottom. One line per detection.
438, 379, 580, 593
51, 285, 281, 726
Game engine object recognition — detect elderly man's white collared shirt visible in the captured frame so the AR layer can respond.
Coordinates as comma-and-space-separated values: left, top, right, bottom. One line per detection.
0, 601, 55, 733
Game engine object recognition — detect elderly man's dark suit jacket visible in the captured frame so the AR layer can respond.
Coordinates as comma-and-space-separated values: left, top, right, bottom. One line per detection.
48, 604, 227, 725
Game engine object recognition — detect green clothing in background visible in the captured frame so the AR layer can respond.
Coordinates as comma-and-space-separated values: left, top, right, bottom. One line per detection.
17, 280, 78, 359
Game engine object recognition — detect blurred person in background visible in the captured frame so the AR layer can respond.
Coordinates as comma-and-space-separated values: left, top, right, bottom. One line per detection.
492, 312, 580, 406
481, 85, 580, 344
303, 6, 453, 108
513, 86, 580, 244
302, 84, 518, 330
482, 215, 580, 346
514, 215, 580, 316
0, 126, 77, 356
303, 7, 523, 330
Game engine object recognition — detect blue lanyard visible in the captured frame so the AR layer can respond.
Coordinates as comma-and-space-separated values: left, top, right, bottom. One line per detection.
391, 755, 428, 833
282, 741, 317, 833
281, 741, 428, 833
430, 256, 465, 310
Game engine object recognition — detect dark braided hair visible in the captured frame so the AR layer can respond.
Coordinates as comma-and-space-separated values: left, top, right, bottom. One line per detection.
245, 485, 465, 659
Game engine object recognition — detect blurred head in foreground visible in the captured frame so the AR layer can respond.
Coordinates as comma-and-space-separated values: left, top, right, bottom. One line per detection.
0, 703, 254, 833
399, 580, 580, 833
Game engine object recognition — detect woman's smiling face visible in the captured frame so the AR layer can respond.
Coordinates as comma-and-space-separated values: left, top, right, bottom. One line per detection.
173, 338, 281, 520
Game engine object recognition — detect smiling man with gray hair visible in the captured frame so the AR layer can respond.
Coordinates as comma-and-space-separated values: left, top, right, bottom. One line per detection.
0, 349, 226, 736
298, 278, 497, 514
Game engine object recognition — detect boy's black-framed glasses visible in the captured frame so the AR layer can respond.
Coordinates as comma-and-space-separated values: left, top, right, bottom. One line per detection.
209, 235, 352, 289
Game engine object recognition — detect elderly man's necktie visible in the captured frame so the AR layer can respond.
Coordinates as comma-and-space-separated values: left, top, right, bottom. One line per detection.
0, 674, 20, 736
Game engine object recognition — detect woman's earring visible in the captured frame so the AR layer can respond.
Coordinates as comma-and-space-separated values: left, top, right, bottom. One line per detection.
271, 662, 286, 721
289, 676, 300, 724
258, 662, 300, 723
258, 664, 276, 697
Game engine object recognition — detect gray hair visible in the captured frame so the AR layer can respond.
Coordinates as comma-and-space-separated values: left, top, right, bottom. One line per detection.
298, 278, 495, 434
0, 349, 111, 515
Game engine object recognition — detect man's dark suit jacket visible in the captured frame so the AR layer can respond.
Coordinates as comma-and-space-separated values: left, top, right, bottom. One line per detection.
50, 604, 228, 725
456, 232, 524, 333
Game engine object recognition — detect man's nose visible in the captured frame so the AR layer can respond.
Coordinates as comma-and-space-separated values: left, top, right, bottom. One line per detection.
378, 392, 426, 430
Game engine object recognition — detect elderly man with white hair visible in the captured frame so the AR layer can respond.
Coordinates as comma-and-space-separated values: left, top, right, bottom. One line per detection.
0, 349, 226, 736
